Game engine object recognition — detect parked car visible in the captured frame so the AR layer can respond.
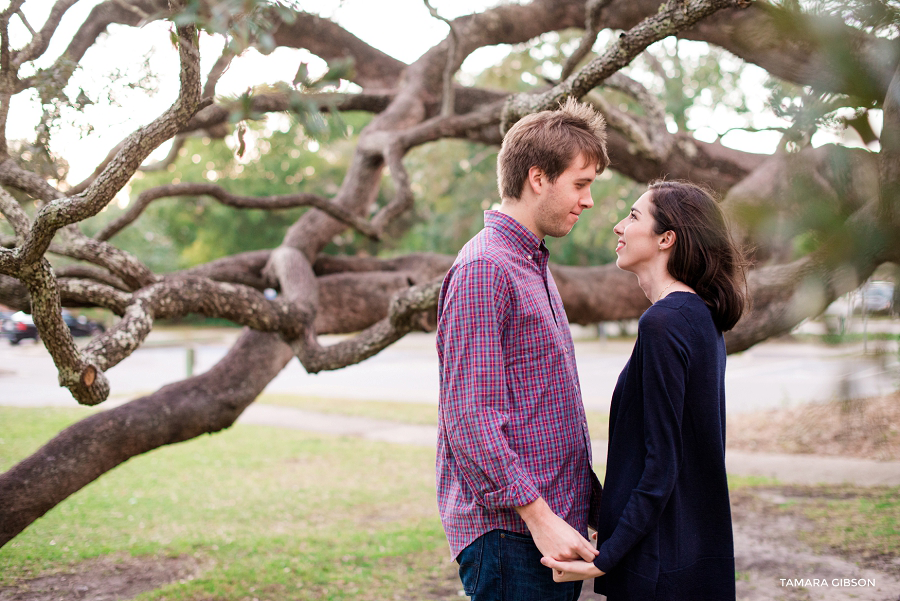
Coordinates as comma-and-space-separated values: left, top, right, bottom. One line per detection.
2, 311, 38, 345
2, 311, 105, 345
62, 310, 105, 337
853, 281, 894, 315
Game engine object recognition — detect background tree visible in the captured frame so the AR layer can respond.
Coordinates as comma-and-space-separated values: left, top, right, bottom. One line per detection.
1, 0, 899, 545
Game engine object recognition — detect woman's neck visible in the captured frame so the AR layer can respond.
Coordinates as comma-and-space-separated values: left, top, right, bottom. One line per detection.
634, 265, 694, 303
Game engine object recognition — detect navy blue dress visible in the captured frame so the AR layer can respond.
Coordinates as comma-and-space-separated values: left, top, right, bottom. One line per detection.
593, 292, 735, 600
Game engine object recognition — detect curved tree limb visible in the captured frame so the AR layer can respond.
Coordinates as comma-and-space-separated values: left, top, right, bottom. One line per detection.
11, 0, 82, 69
423, 0, 459, 117
879, 57, 900, 225
559, 0, 613, 82
68, 90, 396, 195
270, 9, 406, 90
54, 264, 129, 291
95, 182, 382, 243
79, 275, 303, 377
55, 227, 157, 290
18, 257, 110, 405
57, 278, 130, 314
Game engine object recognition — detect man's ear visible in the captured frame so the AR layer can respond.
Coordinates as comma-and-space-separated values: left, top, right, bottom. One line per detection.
658, 230, 676, 251
526, 166, 545, 195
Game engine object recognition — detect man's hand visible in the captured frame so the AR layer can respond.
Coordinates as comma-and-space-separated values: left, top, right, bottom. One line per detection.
515, 497, 598, 561
539, 557, 605, 582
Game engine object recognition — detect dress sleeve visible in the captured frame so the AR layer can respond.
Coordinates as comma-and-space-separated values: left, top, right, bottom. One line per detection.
594, 309, 691, 572
437, 260, 541, 509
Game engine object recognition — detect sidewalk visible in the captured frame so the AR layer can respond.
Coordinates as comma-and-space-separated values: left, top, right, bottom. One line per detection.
238, 404, 900, 487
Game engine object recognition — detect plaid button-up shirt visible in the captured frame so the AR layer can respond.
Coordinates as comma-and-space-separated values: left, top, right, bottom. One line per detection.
436, 210, 595, 559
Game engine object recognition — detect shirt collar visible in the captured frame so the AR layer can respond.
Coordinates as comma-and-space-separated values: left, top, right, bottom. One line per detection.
484, 210, 548, 257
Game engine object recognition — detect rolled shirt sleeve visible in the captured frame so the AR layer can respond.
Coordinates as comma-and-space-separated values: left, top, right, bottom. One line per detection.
438, 259, 541, 509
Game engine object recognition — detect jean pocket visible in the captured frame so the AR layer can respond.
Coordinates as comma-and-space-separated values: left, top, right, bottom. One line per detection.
457, 536, 485, 596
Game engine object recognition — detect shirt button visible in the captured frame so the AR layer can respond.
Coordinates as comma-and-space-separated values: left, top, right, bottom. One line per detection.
526, 254, 533, 260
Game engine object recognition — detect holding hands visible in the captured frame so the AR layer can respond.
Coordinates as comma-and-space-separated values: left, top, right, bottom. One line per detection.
540, 556, 605, 582
515, 498, 605, 582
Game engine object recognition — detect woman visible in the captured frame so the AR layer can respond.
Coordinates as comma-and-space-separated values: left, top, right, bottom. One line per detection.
541, 181, 747, 600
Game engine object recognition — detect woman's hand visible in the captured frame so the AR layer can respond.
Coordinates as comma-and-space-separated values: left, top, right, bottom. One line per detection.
540, 557, 605, 582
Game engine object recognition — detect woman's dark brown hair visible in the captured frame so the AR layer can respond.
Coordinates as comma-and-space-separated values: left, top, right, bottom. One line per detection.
648, 180, 748, 332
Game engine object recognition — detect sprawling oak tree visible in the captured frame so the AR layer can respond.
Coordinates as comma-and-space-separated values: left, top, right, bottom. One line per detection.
1, 0, 898, 545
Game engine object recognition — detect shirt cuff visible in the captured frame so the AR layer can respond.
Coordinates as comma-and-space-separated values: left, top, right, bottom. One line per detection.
480, 474, 541, 509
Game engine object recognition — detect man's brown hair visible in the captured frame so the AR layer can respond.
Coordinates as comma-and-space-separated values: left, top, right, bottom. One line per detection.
497, 97, 608, 200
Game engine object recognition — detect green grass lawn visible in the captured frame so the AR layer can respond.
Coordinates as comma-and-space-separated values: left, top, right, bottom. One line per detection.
789, 486, 900, 562
3, 404, 897, 599
0, 406, 460, 600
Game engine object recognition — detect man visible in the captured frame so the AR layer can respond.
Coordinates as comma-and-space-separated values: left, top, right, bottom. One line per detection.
436, 97, 609, 601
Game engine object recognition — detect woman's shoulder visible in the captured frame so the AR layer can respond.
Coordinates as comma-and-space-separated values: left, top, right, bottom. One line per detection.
638, 293, 705, 339
640, 292, 692, 321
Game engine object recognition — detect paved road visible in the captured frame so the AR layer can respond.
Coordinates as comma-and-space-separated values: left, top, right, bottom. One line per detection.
2, 328, 899, 486
1, 329, 897, 413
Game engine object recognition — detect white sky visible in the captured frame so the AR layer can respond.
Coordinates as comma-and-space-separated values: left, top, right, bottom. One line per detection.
4, 0, 876, 184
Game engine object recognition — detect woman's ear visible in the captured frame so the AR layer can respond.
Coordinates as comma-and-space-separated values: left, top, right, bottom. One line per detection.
658, 230, 676, 251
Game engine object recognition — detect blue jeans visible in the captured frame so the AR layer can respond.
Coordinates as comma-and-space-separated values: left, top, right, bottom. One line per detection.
456, 529, 583, 601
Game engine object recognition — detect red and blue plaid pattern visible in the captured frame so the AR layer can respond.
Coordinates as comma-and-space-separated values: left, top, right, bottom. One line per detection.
436, 210, 594, 559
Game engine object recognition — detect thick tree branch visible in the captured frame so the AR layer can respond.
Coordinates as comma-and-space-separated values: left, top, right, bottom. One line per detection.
292, 276, 442, 373
0, 158, 65, 201
879, 60, 900, 225
57, 227, 156, 290
270, 10, 406, 90
54, 264, 129, 291
18, 257, 110, 405
57, 278, 130, 314
80, 275, 302, 377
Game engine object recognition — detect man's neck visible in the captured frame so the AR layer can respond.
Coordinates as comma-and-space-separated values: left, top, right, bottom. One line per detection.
498, 197, 544, 239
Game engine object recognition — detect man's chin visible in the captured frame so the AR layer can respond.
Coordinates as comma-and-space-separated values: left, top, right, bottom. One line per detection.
547, 225, 576, 238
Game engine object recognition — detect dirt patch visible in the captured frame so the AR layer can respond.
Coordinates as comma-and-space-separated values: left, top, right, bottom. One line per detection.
731, 486, 900, 601
0, 553, 204, 601
728, 393, 900, 460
